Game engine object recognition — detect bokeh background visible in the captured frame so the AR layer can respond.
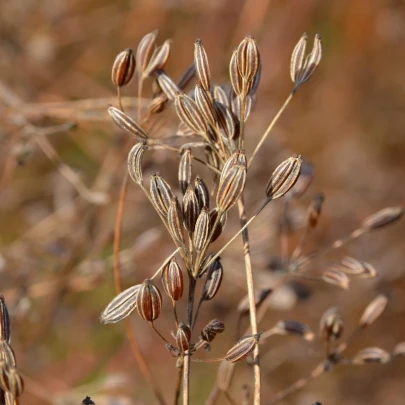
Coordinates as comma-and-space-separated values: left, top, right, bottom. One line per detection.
1, 0, 405, 404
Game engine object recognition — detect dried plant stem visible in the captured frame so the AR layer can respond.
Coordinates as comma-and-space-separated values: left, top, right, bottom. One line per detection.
175, 360, 184, 405
248, 92, 294, 167
117, 86, 124, 112
237, 196, 261, 405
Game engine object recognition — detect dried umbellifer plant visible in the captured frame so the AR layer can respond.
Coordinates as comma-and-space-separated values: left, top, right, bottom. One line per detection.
100, 29, 404, 405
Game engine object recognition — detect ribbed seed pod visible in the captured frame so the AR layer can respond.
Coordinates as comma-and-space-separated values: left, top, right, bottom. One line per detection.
179, 149, 192, 194
193, 208, 211, 251
0, 296, 10, 344
250, 58, 261, 96
150, 173, 174, 217
231, 94, 252, 123
273, 320, 315, 341
136, 280, 162, 322
148, 94, 168, 114
183, 185, 201, 233
335, 256, 364, 275
0, 342, 16, 368
3, 367, 24, 398
0, 359, 8, 391
144, 39, 172, 77
175, 93, 208, 135
194, 176, 210, 209
195, 83, 216, 126
177, 63, 196, 90
136, 30, 159, 75
112, 48, 135, 87
156, 70, 180, 101
108, 106, 148, 140
307, 193, 324, 228
265, 155, 302, 199
319, 307, 343, 343
201, 319, 225, 342
209, 209, 227, 243
322, 269, 350, 290
202, 257, 223, 301
290, 161, 314, 199
100, 285, 140, 324
352, 347, 391, 365
216, 164, 246, 213
162, 258, 184, 302
236, 35, 260, 94
167, 198, 185, 244
194, 39, 211, 92
359, 295, 388, 328
229, 49, 242, 96
214, 86, 229, 107
127, 142, 147, 185
214, 101, 239, 141
176, 323, 191, 353
290, 33, 307, 84
361, 207, 403, 231
225, 334, 260, 363
237, 288, 272, 316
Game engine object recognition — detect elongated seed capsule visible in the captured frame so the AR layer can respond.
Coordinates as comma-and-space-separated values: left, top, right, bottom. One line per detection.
108, 106, 148, 140
236, 35, 260, 94
225, 334, 260, 363
176, 323, 191, 353
136, 30, 159, 75
175, 92, 208, 135
273, 320, 315, 341
0, 296, 10, 344
336, 256, 364, 275
209, 208, 227, 243
127, 142, 147, 185
359, 262, 377, 279
359, 295, 388, 328
352, 347, 391, 365
214, 86, 228, 107
183, 185, 200, 233
156, 70, 180, 101
162, 258, 184, 302
297, 34, 322, 86
136, 280, 162, 322
112, 48, 136, 87
150, 173, 174, 217
195, 83, 216, 126
194, 176, 210, 209
290, 161, 313, 199
214, 101, 238, 140
179, 149, 192, 194
216, 163, 246, 212
237, 289, 272, 316
100, 284, 140, 324
229, 49, 242, 96
290, 33, 307, 84
194, 39, 211, 92
4, 367, 24, 398
319, 307, 343, 343
167, 198, 185, 245
144, 39, 172, 77
0, 359, 8, 391
307, 193, 324, 228
193, 208, 211, 251
322, 269, 350, 290
202, 257, 223, 301
0, 341, 16, 368
148, 94, 168, 114
201, 319, 225, 342
361, 207, 403, 230
265, 155, 302, 199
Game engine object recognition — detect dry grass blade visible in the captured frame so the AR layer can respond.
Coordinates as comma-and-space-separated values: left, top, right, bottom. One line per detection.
194, 39, 211, 92
359, 295, 388, 328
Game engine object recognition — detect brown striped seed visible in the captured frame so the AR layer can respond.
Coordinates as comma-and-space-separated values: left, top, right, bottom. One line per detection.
148, 94, 169, 114
237, 288, 272, 316
214, 86, 229, 107
359, 295, 388, 328
202, 257, 223, 300
265, 155, 302, 199
161, 258, 184, 302
194, 39, 211, 92
177, 63, 196, 90
183, 185, 201, 234
167, 198, 185, 245
108, 106, 148, 140
225, 334, 260, 363
127, 141, 147, 185
230, 49, 242, 96
290, 33, 307, 84
307, 193, 324, 228
150, 173, 174, 217
322, 269, 350, 290
179, 149, 192, 194
214, 101, 239, 141
274, 320, 315, 341
112, 48, 136, 87
231, 93, 252, 123
201, 319, 225, 343
352, 347, 391, 365
209, 208, 227, 243
319, 307, 343, 342
136, 280, 162, 322
176, 323, 192, 353
290, 161, 314, 199
136, 30, 159, 75
193, 208, 211, 251
195, 83, 216, 127
236, 35, 260, 95
3, 367, 24, 398
194, 176, 210, 209
156, 70, 180, 101
0, 342, 16, 368
144, 39, 172, 77
0, 296, 10, 344
175, 92, 208, 135
361, 206, 403, 231
100, 284, 140, 324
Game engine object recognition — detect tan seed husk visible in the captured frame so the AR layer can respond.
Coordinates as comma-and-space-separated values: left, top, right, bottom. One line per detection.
265, 155, 303, 199
108, 106, 148, 140
183, 185, 201, 234
290, 33, 307, 84
194, 176, 210, 209
359, 295, 388, 328
202, 257, 223, 301
225, 334, 260, 363
236, 35, 260, 93
229, 49, 242, 96
179, 149, 192, 194
0, 342, 16, 368
144, 39, 172, 77
127, 141, 147, 185
336, 256, 364, 275
156, 70, 180, 101
214, 101, 239, 141
319, 307, 343, 343
193, 208, 211, 251
0, 296, 10, 344
0, 359, 8, 391
194, 39, 211, 92
174, 93, 208, 135
361, 206, 403, 231
150, 173, 174, 217
322, 269, 350, 290
136, 30, 159, 75
162, 258, 184, 302
148, 94, 169, 114
136, 280, 162, 322
352, 347, 391, 365
195, 82, 216, 127
100, 284, 140, 324
112, 48, 136, 87
231, 94, 252, 123
359, 262, 377, 279
176, 323, 191, 353
167, 198, 185, 245
214, 86, 229, 107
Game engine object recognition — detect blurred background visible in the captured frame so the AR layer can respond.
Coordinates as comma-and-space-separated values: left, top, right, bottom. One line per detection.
1, 0, 405, 404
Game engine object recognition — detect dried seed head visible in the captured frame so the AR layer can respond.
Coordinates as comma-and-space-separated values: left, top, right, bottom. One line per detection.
216, 152, 247, 212
229, 49, 242, 96
209, 208, 227, 243
127, 142, 148, 185
136, 279, 162, 322
100, 284, 140, 324
307, 193, 324, 228
175, 93, 208, 135
273, 320, 315, 341
290, 161, 314, 199
112, 48, 136, 87
202, 257, 223, 300
136, 30, 159, 75
108, 106, 148, 140
167, 198, 185, 245
0, 296, 10, 344
352, 347, 391, 365
179, 149, 192, 194
319, 307, 343, 343
225, 334, 260, 363
265, 155, 303, 199
156, 70, 180, 101
359, 295, 388, 328
392, 342, 405, 357
150, 173, 174, 217
237, 288, 272, 316
194, 39, 211, 92
236, 35, 260, 93
361, 207, 403, 231
195, 82, 216, 126
162, 258, 184, 302
201, 319, 225, 343
322, 269, 350, 290
194, 176, 210, 209
0, 341, 16, 368
176, 323, 192, 353
193, 208, 211, 251
3, 367, 24, 398
144, 39, 172, 77
183, 185, 201, 234
177, 63, 196, 90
